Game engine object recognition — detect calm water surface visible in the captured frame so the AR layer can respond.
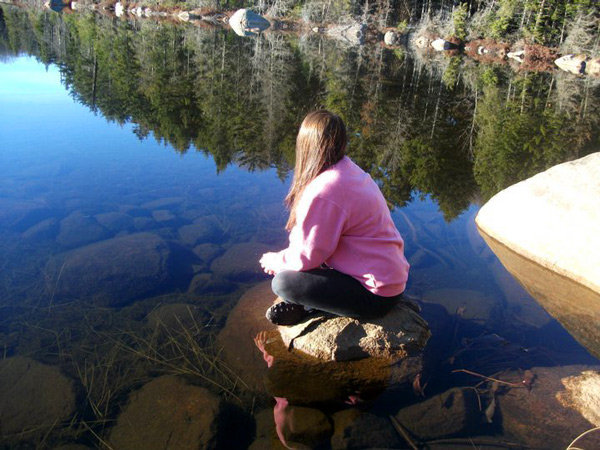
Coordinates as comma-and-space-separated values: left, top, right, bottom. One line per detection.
1, 8, 599, 449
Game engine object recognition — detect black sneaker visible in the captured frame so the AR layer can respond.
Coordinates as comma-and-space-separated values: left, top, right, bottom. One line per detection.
265, 302, 310, 326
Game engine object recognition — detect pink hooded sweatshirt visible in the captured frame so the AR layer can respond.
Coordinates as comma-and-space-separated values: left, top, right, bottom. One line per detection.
264, 156, 409, 297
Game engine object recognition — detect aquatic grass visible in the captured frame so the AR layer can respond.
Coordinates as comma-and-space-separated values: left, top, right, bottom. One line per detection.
566, 426, 600, 450
111, 307, 250, 403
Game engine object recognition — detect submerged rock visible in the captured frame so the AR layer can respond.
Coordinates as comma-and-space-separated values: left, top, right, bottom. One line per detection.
56, 211, 109, 248
109, 376, 222, 450
0, 357, 76, 440
331, 409, 403, 449
146, 303, 208, 330
179, 216, 224, 246
22, 217, 59, 240
229, 9, 270, 37
278, 304, 430, 361
275, 403, 332, 449
210, 242, 271, 282
497, 365, 600, 450
151, 209, 176, 223
219, 282, 427, 404
421, 288, 500, 326
557, 370, 600, 427
394, 387, 481, 440
95, 211, 134, 233
47, 233, 189, 306
476, 153, 600, 295
0, 199, 52, 231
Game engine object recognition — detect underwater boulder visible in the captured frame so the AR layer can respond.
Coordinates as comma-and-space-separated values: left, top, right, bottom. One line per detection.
210, 242, 271, 282
22, 217, 59, 240
557, 370, 600, 427
217, 282, 278, 392
94, 211, 134, 233
219, 282, 427, 404
0, 198, 52, 232
274, 403, 333, 449
331, 409, 404, 449
394, 387, 481, 440
0, 357, 76, 442
496, 365, 600, 450
46, 233, 191, 307
480, 232, 600, 359
178, 216, 224, 246
56, 210, 110, 248
109, 376, 222, 450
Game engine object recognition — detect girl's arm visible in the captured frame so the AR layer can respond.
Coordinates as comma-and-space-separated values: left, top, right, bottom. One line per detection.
260, 196, 347, 274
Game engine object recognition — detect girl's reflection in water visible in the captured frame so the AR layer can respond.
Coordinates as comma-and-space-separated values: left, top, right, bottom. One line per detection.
254, 331, 372, 449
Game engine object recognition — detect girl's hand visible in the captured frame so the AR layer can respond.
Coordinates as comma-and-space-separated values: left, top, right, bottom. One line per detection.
259, 252, 278, 275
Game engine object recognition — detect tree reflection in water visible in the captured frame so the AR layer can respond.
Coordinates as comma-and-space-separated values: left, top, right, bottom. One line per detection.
2, 6, 598, 220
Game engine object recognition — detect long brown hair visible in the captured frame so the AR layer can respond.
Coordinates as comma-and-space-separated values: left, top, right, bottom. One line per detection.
285, 110, 347, 230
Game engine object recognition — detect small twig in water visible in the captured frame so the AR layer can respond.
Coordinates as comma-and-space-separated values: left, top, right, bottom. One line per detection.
389, 415, 418, 450
452, 369, 522, 387
566, 426, 600, 450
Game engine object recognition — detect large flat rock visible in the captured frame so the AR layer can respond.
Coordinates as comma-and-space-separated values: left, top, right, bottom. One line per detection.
476, 153, 600, 293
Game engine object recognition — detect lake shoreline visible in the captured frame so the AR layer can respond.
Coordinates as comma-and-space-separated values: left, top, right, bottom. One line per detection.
9, 0, 600, 78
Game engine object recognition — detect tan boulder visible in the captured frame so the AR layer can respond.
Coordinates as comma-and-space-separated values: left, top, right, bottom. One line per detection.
394, 387, 481, 439
476, 153, 600, 294
496, 365, 600, 450
557, 370, 600, 427
108, 376, 222, 450
278, 305, 430, 361
218, 282, 428, 404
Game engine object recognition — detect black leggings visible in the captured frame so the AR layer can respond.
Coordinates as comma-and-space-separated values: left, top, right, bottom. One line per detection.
271, 268, 401, 320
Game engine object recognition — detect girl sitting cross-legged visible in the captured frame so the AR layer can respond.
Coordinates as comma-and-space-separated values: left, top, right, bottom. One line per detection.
259, 110, 413, 326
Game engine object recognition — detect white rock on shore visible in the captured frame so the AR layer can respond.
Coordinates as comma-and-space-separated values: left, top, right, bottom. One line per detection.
476, 153, 600, 294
